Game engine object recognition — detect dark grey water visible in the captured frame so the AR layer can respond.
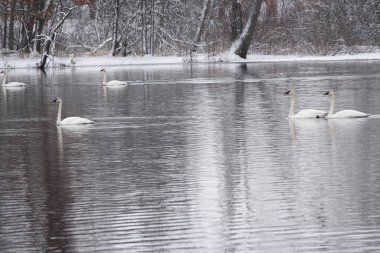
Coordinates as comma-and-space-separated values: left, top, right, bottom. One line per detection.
1, 61, 380, 252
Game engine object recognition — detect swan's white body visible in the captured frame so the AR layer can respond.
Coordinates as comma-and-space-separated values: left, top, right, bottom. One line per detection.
285, 90, 327, 119
100, 69, 127, 86
324, 91, 370, 119
53, 98, 94, 125
1, 69, 27, 87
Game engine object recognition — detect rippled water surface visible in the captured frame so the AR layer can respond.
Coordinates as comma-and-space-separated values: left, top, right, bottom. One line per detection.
1, 61, 380, 252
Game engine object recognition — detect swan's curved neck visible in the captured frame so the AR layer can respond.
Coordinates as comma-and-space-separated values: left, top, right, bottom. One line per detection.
328, 94, 335, 117
102, 71, 107, 85
56, 101, 62, 125
2, 70, 7, 85
289, 93, 296, 118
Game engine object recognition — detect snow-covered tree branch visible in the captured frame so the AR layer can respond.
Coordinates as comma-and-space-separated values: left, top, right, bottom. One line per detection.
0, 0, 378, 58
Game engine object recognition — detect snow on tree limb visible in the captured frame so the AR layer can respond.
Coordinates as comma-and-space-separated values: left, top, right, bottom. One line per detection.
1, 0, 378, 58
37, 6, 76, 70
93, 37, 113, 55
229, 0, 264, 59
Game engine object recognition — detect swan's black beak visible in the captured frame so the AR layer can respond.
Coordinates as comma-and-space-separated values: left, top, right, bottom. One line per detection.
323, 91, 330, 95
52, 99, 58, 103
284, 90, 291, 95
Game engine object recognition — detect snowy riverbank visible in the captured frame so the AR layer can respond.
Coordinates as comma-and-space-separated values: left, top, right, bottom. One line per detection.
1, 52, 380, 69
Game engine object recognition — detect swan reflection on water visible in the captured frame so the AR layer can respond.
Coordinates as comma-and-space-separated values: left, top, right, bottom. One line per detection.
102, 85, 127, 103
1, 86, 26, 108
288, 116, 372, 143
327, 117, 369, 139
56, 124, 94, 166
2, 85, 26, 96
57, 126, 64, 167
288, 118, 328, 143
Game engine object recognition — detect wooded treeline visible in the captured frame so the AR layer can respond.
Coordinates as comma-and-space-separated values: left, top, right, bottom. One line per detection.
1, 0, 379, 59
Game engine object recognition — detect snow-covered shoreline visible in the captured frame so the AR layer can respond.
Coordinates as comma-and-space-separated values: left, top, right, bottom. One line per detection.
1, 52, 380, 69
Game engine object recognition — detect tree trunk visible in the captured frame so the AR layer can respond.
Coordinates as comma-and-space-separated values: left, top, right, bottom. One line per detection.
144, 1, 148, 54
194, 0, 211, 44
230, 0, 243, 42
265, 0, 277, 19
141, 1, 146, 54
19, 1, 30, 50
229, 0, 263, 59
32, 0, 55, 54
150, 0, 154, 55
111, 0, 120, 56
31, 20, 41, 55
2, 0, 9, 50
158, 0, 170, 53
35, 19, 45, 53
89, 0, 96, 19
8, 0, 16, 50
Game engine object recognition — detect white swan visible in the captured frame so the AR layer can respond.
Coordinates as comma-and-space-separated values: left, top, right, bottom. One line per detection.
1, 69, 27, 87
284, 89, 327, 119
52, 98, 94, 125
323, 91, 370, 118
100, 68, 127, 86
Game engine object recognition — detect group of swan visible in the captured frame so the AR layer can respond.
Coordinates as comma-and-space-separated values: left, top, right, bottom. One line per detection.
52, 68, 127, 125
3, 68, 370, 124
55, 88, 370, 125
285, 89, 370, 119
2, 68, 127, 125
1, 68, 126, 87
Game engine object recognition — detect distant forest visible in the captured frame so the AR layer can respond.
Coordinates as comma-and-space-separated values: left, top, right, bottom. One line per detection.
1, 0, 379, 59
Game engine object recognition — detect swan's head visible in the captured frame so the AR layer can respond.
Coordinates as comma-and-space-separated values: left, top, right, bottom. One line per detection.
52, 98, 63, 103
0, 70, 4, 74
323, 91, 335, 96
284, 90, 295, 95
100, 68, 106, 72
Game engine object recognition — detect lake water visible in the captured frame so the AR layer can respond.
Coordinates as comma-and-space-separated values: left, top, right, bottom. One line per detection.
1, 61, 380, 252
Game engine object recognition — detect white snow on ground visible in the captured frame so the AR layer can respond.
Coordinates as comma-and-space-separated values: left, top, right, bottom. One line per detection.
1, 52, 380, 69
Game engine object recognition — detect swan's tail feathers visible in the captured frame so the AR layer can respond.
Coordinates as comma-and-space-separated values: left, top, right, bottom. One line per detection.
80, 119, 94, 124
316, 112, 328, 118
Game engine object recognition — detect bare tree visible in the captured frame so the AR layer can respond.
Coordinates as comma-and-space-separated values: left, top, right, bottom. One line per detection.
111, 0, 120, 56
0, 0, 378, 58
150, 0, 155, 55
2, 0, 8, 50
230, 0, 243, 42
38, 6, 76, 70
7, 0, 16, 50
229, 0, 264, 58
31, 0, 56, 55
194, 0, 211, 44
